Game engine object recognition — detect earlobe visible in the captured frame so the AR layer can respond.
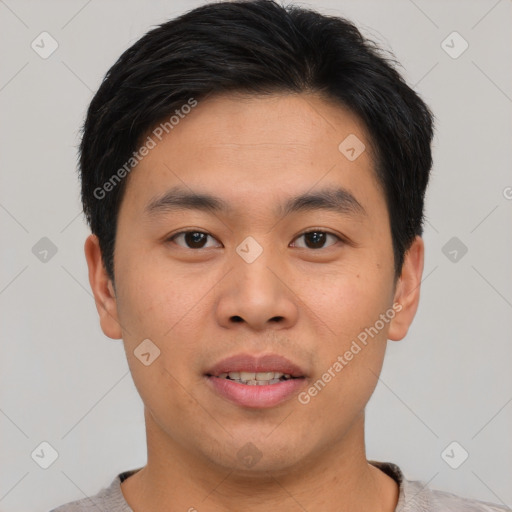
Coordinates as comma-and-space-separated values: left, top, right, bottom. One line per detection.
84, 234, 123, 340
387, 236, 424, 341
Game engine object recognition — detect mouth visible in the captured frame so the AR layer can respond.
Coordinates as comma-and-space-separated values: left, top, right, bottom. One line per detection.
204, 353, 307, 408
210, 371, 299, 385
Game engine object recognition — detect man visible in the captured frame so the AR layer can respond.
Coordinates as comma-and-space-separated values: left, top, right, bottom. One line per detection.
51, 0, 509, 510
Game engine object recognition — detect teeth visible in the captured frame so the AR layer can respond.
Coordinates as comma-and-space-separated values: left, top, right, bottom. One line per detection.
217, 371, 294, 385
256, 372, 275, 381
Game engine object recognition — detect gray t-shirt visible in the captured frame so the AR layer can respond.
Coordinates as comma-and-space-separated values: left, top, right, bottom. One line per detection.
50, 460, 510, 511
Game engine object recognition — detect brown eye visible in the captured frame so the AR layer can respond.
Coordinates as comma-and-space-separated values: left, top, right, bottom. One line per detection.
168, 231, 221, 249
292, 230, 340, 250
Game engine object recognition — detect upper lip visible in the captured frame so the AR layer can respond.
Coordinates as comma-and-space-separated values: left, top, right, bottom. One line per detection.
205, 353, 307, 378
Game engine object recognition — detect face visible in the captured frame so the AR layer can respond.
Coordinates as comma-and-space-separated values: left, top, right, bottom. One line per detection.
86, 92, 423, 475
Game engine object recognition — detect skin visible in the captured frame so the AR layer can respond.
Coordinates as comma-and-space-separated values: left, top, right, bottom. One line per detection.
85, 92, 424, 512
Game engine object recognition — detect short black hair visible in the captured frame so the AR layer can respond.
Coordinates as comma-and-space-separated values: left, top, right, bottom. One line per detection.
79, 0, 434, 282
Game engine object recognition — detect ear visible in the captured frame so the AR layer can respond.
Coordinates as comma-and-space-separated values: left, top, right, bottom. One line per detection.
84, 234, 122, 339
387, 236, 424, 341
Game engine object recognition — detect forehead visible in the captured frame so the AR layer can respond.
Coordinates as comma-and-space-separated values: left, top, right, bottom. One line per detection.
120, 92, 382, 218
162, 91, 373, 154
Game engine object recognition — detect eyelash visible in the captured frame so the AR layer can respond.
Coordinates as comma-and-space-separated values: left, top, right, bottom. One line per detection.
166, 229, 344, 250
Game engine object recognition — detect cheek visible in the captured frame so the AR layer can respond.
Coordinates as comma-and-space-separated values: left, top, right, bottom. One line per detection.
298, 265, 393, 397
303, 263, 393, 342
114, 260, 214, 389
115, 255, 204, 339
297, 274, 392, 437
114, 267, 206, 421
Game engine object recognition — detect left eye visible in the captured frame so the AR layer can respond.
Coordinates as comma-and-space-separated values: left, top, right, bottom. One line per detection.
291, 230, 341, 250
168, 231, 221, 249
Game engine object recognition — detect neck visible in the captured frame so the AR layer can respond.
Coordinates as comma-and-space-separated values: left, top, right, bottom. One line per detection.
121, 409, 398, 512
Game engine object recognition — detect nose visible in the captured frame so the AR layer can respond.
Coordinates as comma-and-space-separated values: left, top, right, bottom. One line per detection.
214, 246, 299, 332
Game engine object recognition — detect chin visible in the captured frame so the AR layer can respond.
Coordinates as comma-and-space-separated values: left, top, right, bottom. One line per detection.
203, 438, 306, 476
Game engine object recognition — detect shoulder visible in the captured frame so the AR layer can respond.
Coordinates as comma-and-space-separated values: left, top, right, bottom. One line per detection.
369, 460, 510, 512
49, 469, 140, 512
428, 486, 510, 512
402, 473, 510, 512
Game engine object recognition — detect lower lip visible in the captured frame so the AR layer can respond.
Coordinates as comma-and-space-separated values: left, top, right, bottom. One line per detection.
206, 376, 306, 408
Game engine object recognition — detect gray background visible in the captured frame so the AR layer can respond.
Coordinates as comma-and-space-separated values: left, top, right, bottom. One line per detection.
0, 0, 511, 510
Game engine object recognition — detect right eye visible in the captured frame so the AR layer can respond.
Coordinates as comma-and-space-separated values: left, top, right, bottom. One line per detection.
166, 230, 222, 250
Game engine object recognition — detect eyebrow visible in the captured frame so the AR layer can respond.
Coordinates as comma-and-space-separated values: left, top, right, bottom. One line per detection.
144, 185, 366, 219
